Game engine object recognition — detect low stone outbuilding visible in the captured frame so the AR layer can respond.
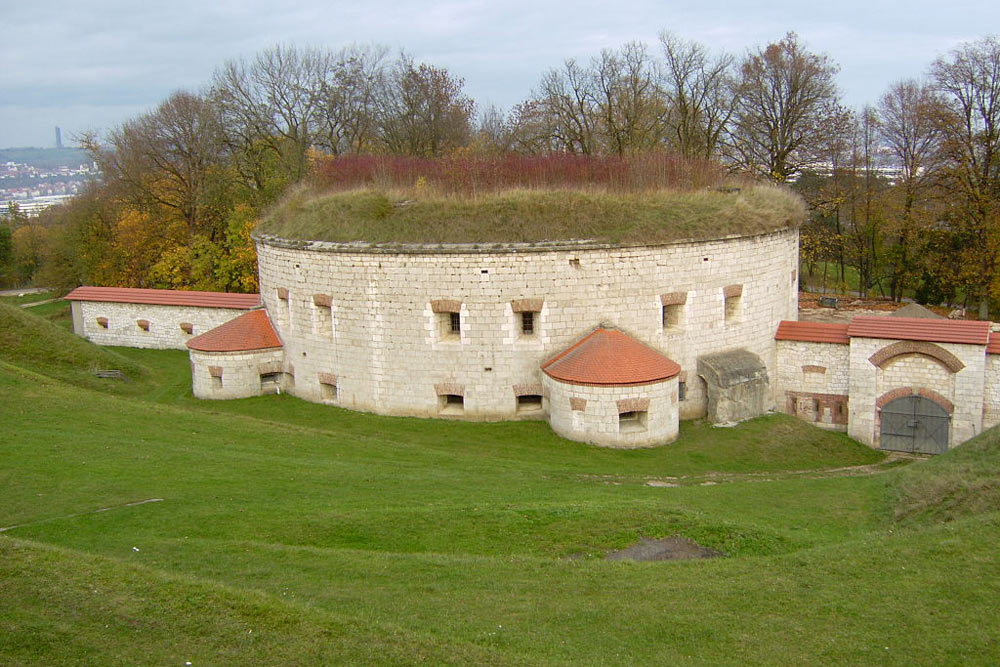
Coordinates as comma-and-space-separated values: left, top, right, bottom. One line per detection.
542, 328, 681, 448
777, 316, 1000, 454
697, 349, 771, 424
66, 286, 260, 350
187, 309, 287, 400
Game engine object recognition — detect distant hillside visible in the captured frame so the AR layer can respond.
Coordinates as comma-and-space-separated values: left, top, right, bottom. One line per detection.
0, 147, 90, 169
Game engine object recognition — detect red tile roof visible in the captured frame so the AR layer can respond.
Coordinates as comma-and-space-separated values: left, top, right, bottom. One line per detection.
847, 316, 990, 345
775, 321, 850, 344
186, 310, 282, 352
988, 332, 1000, 355
541, 328, 680, 386
65, 286, 260, 310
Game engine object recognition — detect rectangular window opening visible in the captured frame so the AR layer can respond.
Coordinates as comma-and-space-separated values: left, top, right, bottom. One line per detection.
521, 311, 535, 335
211, 375, 223, 389
320, 382, 338, 401
618, 410, 648, 433
516, 394, 543, 413
260, 372, 282, 394
662, 304, 682, 330
678, 381, 687, 401
449, 312, 461, 334
439, 393, 464, 415
725, 295, 742, 323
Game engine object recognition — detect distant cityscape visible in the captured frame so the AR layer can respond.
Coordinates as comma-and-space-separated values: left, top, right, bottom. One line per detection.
1, 136, 100, 218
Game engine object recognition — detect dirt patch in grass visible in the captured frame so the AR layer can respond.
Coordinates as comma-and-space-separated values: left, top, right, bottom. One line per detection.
605, 536, 724, 561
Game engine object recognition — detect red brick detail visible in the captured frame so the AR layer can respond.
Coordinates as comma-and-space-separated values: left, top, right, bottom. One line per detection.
512, 383, 543, 397
434, 382, 464, 396
430, 299, 462, 314
65, 286, 259, 310
917, 388, 954, 414
179, 322, 193, 334
570, 397, 587, 411
723, 284, 743, 298
660, 291, 687, 306
208, 366, 223, 378
312, 294, 332, 307
317, 372, 337, 385
802, 365, 827, 374
868, 341, 964, 373
617, 397, 650, 413
785, 391, 849, 425
875, 387, 954, 414
96, 317, 109, 328
276, 287, 289, 300
510, 298, 544, 313
136, 319, 150, 331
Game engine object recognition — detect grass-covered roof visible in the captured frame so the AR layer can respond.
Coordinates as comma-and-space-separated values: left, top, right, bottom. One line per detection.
256, 185, 805, 246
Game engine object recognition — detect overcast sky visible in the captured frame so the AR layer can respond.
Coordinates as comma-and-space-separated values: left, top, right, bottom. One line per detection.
2, 0, 996, 149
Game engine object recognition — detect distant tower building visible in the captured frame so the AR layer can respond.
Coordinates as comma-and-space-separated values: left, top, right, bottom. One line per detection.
55, 127, 63, 149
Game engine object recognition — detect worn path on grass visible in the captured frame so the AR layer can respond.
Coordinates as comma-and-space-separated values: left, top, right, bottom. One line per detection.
575, 451, 922, 488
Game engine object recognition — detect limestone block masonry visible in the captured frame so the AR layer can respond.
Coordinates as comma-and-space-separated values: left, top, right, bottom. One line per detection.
254, 228, 799, 420
72, 301, 252, 350
189, 348, 286, 399
544, 375, 679, 448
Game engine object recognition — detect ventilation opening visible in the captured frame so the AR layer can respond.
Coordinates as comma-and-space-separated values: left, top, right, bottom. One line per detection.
179, 322, 193, 335
516, 394, 543, 413
96, 317, 109, 329
440, 393, 464, 415
618, 410, 648, 433
136, 319, 150, 332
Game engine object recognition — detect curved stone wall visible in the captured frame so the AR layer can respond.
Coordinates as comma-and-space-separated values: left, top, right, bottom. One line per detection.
254, 227, 799, 420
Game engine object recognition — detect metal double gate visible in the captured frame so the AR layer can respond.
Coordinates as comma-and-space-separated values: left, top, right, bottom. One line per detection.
880, 395, 950, 454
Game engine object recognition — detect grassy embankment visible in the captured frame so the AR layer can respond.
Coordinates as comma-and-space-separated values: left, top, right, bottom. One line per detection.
258, 185, 804, 245
2, 299, 999, 665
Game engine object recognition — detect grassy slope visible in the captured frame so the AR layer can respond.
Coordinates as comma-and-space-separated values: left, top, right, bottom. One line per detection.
2, 305, 999, 664
258, 185, 804, 244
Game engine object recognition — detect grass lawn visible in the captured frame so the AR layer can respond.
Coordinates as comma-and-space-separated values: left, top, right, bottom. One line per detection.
2, 302, 999, 665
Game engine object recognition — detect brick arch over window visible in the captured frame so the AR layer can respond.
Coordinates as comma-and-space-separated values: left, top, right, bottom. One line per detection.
875, 387, 954, 414
868, 341, 965, 373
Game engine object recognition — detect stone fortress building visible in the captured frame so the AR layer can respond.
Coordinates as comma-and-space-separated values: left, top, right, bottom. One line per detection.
66, 186, 1000, 453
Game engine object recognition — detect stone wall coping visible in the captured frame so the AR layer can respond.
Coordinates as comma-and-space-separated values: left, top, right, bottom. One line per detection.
254, 228, 794, 256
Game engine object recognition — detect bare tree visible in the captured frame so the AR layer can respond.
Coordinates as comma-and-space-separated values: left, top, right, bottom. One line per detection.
879, 79, 942, 300
532, 59, 600, 154
658, 32, 734, 160
930, 35, 1000, 317
211, 45, 332, 188
592, 42, 664, 155
727, 32, 842, 182
316, 45, 389, 155
376, 54, 475, 157
88, 91, 226, 233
